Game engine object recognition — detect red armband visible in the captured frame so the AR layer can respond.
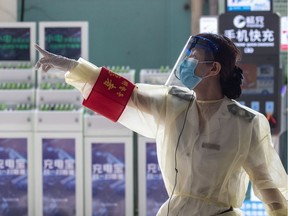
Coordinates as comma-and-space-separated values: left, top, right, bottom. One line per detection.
82, 67, 135, 122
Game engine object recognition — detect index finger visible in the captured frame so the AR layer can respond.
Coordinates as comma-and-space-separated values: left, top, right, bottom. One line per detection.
34, 44, 51, 57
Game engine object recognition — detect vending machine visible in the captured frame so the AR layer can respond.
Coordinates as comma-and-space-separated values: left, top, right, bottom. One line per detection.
34, 69, 84, 216
0, 22, 36, 216
83, 67, 135, 216
220, 2, 278, 214
33, 131, 83, 216
137, 137, 168, 216
137, 67, 170, 216
34, 21, 88, 216
219, 8, 281, 135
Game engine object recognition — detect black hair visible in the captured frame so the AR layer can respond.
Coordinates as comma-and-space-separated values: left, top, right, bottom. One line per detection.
196, 33, 243, 99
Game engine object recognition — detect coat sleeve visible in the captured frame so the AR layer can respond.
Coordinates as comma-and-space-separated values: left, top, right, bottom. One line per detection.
65, 58, 168, 137
65, 58, 135, 122
243, 114, 288, 216
65, 58, 102, 99
118, 83, 169, 138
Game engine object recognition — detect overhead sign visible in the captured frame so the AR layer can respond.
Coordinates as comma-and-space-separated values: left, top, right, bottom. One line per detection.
199, 16, 218, 34
219, 13, 280, 55
225, 0, 272, 13
281, 16, 288, 51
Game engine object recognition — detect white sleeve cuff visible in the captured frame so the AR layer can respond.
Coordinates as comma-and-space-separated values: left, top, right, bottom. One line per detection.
65, 58, 102, 99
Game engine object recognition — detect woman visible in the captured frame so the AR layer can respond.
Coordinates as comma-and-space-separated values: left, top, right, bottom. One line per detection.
35, 33, 287, 215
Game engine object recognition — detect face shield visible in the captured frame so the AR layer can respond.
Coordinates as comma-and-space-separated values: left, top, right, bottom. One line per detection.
165, 35, 219, 88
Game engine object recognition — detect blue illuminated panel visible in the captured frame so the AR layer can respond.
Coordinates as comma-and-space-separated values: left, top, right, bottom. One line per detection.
45, 27, 82, 60
0, 28, 30, 61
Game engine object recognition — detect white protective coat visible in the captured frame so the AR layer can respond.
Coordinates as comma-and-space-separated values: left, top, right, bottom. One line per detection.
66, 58, 288, 216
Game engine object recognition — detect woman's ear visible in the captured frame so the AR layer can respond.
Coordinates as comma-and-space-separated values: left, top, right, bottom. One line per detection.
210, 61, 221, 76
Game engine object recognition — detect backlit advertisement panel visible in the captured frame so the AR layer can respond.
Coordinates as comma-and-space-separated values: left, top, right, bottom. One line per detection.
0, 138, 28, 216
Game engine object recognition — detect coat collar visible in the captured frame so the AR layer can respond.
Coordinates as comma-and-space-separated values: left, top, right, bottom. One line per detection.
192, 97, 233, 135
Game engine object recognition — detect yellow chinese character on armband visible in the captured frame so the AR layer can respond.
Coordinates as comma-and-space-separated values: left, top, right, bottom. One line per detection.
108, 71, 120, 78
104, 78, 116, 90
117, 92, 124, 97
119, 86, 127, 92
121, 80, 128, 87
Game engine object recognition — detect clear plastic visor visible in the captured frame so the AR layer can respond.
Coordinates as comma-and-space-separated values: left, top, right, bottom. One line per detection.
165, 35, 218, 87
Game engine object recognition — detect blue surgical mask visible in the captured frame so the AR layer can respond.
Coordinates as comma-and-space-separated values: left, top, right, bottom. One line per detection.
179, 58, 202, 89
179, 58, 214, 89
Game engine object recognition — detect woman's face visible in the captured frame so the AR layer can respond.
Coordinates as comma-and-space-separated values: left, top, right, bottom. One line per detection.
188, 48, 214, 78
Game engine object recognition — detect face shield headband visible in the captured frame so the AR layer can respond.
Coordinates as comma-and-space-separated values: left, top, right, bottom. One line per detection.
165, 35, 219, 87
